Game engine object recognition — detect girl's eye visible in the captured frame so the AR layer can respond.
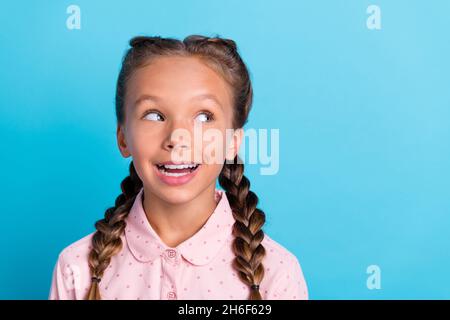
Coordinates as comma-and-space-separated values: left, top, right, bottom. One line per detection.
195, 111, 214, 123
142, 110, 214, 122
143, 111, 164, 121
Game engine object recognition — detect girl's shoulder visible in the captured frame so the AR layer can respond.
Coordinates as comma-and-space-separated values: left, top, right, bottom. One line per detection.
56, 232, 96, 265
261, 233, 303, 264
259, 233, 309, 299
50, 232, 98, 299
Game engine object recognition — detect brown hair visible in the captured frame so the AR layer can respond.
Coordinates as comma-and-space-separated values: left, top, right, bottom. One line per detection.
86, 35, 266, 300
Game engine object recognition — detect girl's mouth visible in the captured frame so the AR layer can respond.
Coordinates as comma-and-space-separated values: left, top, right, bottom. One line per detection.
153, 162, 201, 186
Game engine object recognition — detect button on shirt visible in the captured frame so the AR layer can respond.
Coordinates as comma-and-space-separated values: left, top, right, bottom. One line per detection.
49, 188, 308, 300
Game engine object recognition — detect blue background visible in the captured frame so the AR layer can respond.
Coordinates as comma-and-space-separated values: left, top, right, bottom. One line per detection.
0, 0, 449, 299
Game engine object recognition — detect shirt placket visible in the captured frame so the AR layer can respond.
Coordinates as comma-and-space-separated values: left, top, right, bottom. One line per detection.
161, 248, 180, 300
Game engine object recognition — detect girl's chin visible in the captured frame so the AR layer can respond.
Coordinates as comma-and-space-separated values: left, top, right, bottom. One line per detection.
146, 181, 202, 205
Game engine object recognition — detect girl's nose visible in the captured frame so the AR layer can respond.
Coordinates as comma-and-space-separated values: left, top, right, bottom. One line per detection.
165, 138, 189, 151
162, 123, 192, 151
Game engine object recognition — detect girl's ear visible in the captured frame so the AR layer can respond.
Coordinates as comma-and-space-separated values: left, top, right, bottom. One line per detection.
117, 124, 131, 158
225, 128, 243, 162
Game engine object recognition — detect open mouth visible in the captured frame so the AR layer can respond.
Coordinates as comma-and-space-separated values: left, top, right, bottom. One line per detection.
155, 163, 201, 177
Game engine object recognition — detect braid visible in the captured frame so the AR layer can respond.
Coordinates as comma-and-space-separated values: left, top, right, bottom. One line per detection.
218, 155, 266, 300
85, 161, 142, 300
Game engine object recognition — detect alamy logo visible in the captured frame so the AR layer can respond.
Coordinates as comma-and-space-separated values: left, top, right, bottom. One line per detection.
167, 121, 280, 176
66, 5, 81, 30
366, 5, 381, 30
366, 264, 382, 290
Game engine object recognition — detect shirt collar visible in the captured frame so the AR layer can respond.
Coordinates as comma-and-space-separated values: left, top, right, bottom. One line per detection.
124, 187, 235, 266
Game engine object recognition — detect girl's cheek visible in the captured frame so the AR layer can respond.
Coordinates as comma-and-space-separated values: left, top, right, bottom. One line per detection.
126, 129, 157, 156
202, 139, 228, 165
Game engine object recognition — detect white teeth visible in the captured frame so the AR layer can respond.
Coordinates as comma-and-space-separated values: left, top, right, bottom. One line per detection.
162, 164, 198, 169
156, 163, 200, 177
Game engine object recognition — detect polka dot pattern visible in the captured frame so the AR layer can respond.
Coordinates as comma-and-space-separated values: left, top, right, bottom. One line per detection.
48, 188, 308, 300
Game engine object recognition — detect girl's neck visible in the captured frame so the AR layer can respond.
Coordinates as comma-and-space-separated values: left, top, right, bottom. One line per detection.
141, 183, 219, 248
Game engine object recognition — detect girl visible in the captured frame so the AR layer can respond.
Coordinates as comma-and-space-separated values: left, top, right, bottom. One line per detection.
49, 35, 308, 300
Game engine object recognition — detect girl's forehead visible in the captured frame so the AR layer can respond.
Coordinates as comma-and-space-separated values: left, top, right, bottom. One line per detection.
125, 56, 234, 111
126, 56, 232, 105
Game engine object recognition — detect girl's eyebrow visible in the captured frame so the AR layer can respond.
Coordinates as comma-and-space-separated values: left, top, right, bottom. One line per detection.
190, 93, 224, 111
134, 93, 224, 111
133, 94, 161, 107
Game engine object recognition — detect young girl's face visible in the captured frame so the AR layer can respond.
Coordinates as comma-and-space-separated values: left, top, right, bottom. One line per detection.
117, 56, 242, 204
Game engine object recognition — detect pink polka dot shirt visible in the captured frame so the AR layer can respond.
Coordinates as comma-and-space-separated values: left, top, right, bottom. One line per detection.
49, 188, 308, 300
